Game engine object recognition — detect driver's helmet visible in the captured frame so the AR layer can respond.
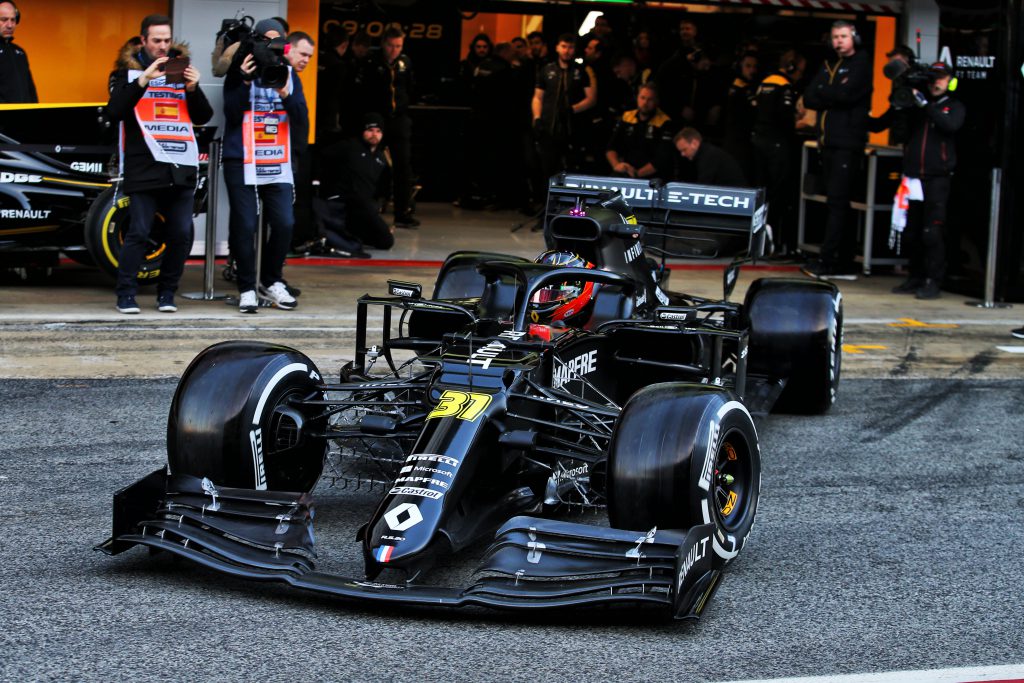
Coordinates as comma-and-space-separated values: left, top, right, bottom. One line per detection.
529, 251, 598, 327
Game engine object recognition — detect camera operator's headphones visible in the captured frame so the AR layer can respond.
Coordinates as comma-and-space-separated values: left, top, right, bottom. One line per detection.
831, 20, 861, 47
1, 0, 20, 24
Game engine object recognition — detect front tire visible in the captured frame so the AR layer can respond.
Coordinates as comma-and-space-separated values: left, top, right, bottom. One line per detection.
84, 186, 165, 282
167, 341, 327, 492
608, 383, 760, 567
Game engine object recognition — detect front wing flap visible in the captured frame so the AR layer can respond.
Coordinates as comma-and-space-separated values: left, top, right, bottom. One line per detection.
96, 470, 720, 620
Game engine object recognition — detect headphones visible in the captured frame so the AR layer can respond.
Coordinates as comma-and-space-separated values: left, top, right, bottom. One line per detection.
831, 20, 861, 47
1, 0, 19, 24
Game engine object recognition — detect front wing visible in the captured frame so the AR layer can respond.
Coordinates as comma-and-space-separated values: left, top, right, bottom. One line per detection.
96, 470, 721, 620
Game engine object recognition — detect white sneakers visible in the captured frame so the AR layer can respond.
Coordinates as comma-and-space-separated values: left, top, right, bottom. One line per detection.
239, 283, 297, 313
257, 281, 297, 310
239, 290, 258, 314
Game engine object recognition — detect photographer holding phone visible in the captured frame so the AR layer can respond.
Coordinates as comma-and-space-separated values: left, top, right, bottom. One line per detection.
106, 14, 211, 314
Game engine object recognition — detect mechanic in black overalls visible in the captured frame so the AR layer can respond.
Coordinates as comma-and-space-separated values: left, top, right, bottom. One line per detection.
802, 20, 872, 276
0, 0, 36, 103
531, 33, 597, 190
673, 127, 748, 187
721, 51, 759, 185
751, 50, 807, 256
317, 113, 394, 254
605, 82, 676, 179
365, 26, 417, 228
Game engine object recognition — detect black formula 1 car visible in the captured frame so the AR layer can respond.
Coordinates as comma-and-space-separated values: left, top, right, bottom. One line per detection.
0, 105, 209, 281
98, 175, 843, 620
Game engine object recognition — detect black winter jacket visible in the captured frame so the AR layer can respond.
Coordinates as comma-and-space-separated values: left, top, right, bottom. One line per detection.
0, 37, 38, 103
901, 94, 965, 178
106, 44, 213, 194
803, 49, 872, 150
752, 72, 800, 142
692, 141, 748, 187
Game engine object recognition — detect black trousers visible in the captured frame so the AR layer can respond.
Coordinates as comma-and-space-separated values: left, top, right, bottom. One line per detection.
385, 113, 413, 217
290, 153, 314, 245
116, 185, 194, 297
343, 193, 394, 249
904, 175, 950, 282
752, 136, 799, 252
223, 159, 293, 293
820, 147, 859, 265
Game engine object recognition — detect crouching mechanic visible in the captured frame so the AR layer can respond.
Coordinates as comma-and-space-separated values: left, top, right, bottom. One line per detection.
107, 14, 213, 314
318, 113, 395, 252
222, 17, 308, 313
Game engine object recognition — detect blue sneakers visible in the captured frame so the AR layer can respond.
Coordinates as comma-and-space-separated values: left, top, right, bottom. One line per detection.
157, 291, 177, 312
116, 295, 140, 314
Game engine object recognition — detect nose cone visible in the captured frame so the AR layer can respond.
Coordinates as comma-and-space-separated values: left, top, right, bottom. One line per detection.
363, 454, 460, 577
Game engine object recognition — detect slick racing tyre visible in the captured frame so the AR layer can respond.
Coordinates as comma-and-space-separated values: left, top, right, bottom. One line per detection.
743, 278, 843, 414
167, 341, 327, 493
84, 187, 165, 282
608, 383, 760, 568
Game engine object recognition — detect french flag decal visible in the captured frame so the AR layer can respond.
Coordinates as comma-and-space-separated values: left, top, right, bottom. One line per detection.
374, 545, 395, 563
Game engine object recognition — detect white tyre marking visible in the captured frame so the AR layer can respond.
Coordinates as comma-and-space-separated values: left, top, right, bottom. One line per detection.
253, 363, 308, 426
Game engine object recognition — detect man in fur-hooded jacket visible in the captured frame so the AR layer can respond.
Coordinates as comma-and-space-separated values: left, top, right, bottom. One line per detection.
106, 14, 212, 314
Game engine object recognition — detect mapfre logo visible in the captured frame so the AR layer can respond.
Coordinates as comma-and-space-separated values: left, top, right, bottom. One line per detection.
0, 172, 43, 184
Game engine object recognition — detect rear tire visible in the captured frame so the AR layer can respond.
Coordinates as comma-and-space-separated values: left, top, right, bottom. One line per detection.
167, 341, 327, 492
743, 277, 843, 414
84, 186, 165, 282
608, 383, 760, 567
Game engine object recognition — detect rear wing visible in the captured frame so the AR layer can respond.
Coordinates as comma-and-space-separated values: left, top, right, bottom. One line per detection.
545, 173, 769, 260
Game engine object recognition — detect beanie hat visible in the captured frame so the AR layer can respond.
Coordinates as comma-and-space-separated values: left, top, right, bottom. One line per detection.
254, 18, 286, 37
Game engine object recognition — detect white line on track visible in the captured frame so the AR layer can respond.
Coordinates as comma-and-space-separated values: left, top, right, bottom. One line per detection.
0, 314, 363, 323
0, 315, 1017, 326
996, 346, 1024, 354
721, 663, 1024, 683
845, 318, 1023, 326
9, 326, 361, 333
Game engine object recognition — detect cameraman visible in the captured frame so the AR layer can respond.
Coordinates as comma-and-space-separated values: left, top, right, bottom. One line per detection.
222, 18, 308, 313
869, 45, 916, 145
107, 14, 212, 314
888, 62, 965, 300
802, 20, 873, 276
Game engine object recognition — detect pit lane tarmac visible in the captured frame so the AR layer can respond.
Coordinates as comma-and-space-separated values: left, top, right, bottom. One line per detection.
1, 211, 1022, 681
1, 257, 1021, 380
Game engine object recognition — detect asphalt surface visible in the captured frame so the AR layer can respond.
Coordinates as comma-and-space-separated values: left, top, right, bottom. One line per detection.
3, 204, 1023, 680
2, 377, 1022, 681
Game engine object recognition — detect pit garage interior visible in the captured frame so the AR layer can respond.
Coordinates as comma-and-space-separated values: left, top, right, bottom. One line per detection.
0, 0, 1021, 302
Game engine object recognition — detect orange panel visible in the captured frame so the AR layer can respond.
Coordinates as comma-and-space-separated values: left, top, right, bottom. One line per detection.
14, 0, 169, 103
288, 0, 319, 142
870, 16, 897, 146
460, 13, 534, 58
